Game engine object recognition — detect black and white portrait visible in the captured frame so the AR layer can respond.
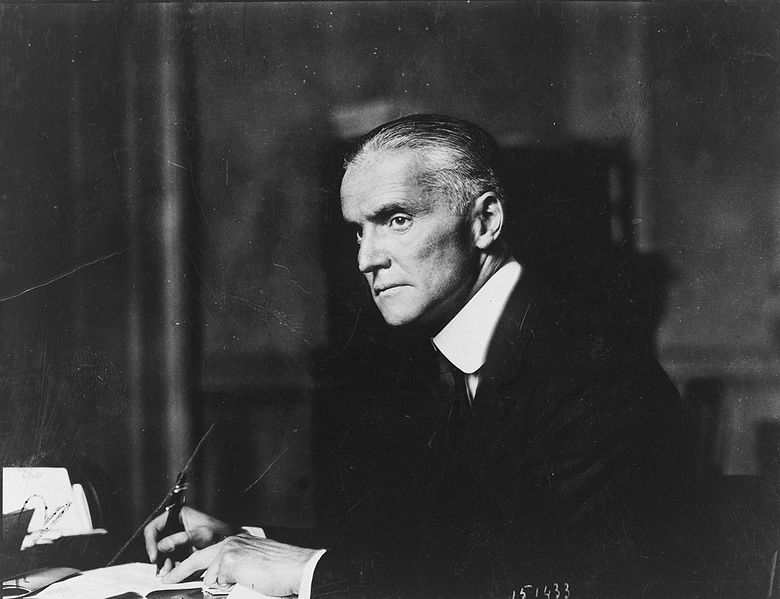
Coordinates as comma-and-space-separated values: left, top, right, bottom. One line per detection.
2, 3, 778, 598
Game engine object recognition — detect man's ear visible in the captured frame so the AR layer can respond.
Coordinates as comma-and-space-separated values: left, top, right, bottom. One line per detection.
472, 192, 504, 250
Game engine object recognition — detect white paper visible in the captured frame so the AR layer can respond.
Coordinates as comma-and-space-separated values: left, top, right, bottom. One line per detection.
35, 563, 202, 599
3, 468, 106, 549
2, 468, 82, 532
70, 483, 94, 530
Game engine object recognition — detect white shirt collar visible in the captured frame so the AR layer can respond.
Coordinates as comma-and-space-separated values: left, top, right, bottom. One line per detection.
432, 259, 522, 374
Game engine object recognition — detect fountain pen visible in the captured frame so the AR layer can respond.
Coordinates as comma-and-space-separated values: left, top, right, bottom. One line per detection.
155, 470, 187, 574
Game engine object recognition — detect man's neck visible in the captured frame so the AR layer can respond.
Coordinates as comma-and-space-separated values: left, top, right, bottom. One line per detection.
465, 248, 512, 305
411, 249, 512, 337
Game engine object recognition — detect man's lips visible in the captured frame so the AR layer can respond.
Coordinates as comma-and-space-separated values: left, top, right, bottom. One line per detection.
373, 284, 406, 296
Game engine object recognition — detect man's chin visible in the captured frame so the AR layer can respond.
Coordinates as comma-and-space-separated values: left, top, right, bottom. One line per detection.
377, 304, 458, 336
374, 294, 451, 332
379, 312, 418, 328
376, 306, 442, 334
375, 302, 421, 329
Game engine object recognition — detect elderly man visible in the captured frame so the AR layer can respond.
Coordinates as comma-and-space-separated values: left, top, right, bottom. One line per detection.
145, 115, 690, 598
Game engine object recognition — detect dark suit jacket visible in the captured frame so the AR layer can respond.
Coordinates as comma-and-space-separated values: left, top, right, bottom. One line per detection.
281, 273, 693, 598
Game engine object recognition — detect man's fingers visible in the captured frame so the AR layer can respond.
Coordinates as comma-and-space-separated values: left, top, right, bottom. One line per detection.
185, 525, 219, 548
143, 512, 169, 562
144, 531, 157, 563
157, 557, 174, 578
161, 543, 221, 584
161, 553, 203, 584
202, 547, 237, 592
157, 530, 192, 553
202, 557, 222, 588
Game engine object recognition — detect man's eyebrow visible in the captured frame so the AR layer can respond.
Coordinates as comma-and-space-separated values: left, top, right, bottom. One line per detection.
371, 203, 411, 220
342, 196, 431, 225
368, 199, 430, 221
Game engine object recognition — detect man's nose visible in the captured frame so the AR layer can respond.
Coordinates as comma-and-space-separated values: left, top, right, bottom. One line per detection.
357, 229, 390, 273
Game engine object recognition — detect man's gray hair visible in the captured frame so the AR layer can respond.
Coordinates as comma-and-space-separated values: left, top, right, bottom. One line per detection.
344, 114, 506, 216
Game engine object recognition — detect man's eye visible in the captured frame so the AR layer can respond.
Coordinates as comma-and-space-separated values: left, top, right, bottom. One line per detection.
355, 230, 363, 244
389, 215, 411, 230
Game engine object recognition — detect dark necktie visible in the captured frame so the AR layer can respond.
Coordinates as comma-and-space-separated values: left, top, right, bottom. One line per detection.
432, 352, 472, 480
436, 352, 471, 417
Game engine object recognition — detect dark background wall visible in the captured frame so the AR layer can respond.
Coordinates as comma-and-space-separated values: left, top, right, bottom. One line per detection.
1, 1, 778, 554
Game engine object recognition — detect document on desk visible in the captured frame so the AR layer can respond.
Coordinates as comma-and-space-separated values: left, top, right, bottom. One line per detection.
32, 563, 279, 599
32, 563, 200, 598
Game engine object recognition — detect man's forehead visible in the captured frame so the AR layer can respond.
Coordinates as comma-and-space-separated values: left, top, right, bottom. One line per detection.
342, 149, 420, 189
340, 150, 430, 217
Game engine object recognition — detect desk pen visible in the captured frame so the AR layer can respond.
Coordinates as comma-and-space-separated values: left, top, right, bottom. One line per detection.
156, 470, 187, 574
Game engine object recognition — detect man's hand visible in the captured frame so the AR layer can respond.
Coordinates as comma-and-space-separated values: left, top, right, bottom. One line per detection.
143, 506, 239, 576
161, 534, 319, 597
